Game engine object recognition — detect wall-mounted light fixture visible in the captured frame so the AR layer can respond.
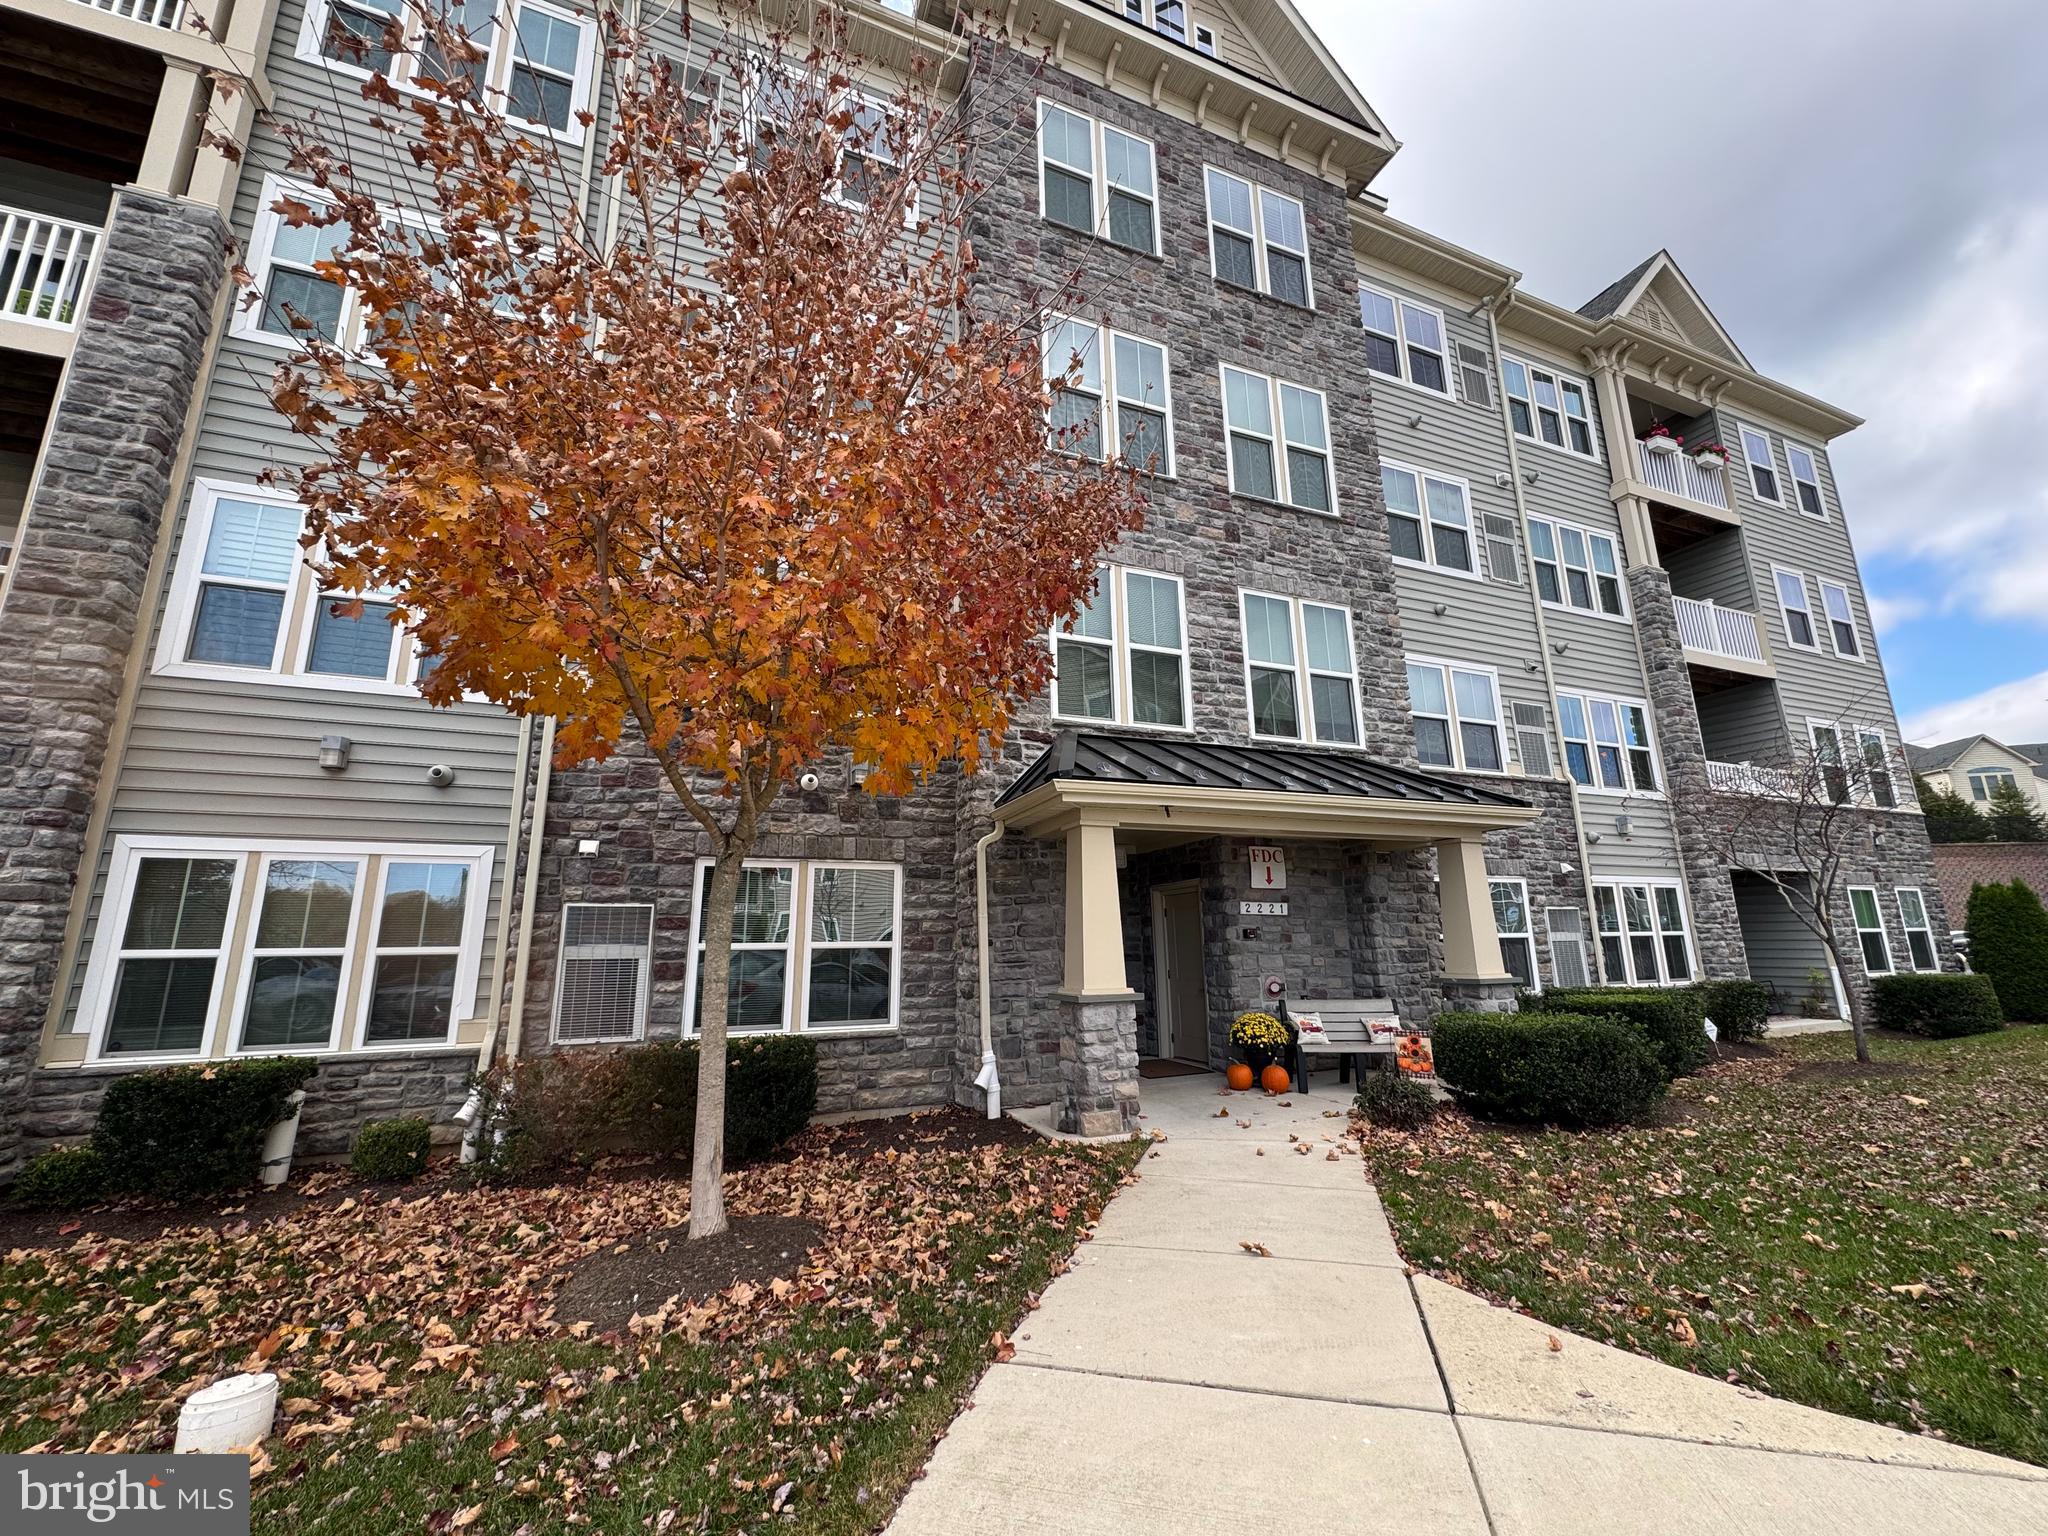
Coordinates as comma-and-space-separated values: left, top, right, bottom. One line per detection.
1521, 468, 1539, 485
1407, 413, 1424, 429
1432, 602, 1449, 617
1550, 640, 1569, 656
317, 735, 351, 771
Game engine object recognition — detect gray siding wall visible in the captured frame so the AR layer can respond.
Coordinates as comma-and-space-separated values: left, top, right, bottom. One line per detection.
1709, 408, 1906, 759
1731, 872, 1831, 1010
52, 1, 569, 1035
1662, 525, 1754, 611
1694, 675, 1788, 765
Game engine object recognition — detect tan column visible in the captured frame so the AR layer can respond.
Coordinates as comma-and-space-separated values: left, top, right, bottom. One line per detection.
1590, 362, 1661, 569
1062, 821, 1133, 997
137, 63, 209, 198
1438, 837, 1509, 982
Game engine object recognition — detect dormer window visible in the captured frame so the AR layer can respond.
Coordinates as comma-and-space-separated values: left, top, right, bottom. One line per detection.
1124, 0, 1189, 45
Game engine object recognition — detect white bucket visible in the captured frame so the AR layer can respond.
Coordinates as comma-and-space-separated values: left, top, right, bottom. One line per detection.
174, 1372, 278, 1453
259, 1090, 308, 1187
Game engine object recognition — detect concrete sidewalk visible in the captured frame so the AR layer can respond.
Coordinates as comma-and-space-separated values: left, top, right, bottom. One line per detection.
887, 1074, 2048, 1536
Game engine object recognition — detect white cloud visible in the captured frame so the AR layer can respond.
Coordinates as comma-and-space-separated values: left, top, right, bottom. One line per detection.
1865, 593, 1927, 636
1904, 671, 2048, 746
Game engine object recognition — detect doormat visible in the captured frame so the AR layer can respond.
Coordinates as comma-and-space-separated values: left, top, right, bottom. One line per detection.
1138, 1058, 1210, 1079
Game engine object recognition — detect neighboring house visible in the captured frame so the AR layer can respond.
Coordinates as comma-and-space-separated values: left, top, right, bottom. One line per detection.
1908, 737, 2048, 816
0, 0, 1954, 1164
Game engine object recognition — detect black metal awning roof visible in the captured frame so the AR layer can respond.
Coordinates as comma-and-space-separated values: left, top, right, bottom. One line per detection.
994, 731, 1532, 811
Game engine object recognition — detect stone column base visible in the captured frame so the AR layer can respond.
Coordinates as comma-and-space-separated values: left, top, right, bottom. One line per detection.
1439, 977, 1520, 1015
1056, 994, 1140, 1137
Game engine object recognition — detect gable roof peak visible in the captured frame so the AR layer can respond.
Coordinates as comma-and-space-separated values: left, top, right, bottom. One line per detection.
1578, 249, 1749, 368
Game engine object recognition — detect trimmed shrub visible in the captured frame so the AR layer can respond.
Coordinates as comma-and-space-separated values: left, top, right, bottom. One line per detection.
1967, 880, 2048, 1023
1872, 973, 2004, 1038
352, 1117, 433, 1181
1354, 1070, 1436, 1132
1533, 987, 1710, 1079
471, 1036, 820, 1181
1691, 980, 1773, 1046
92, 1057, 319, 1200
11, 1146, 110, 1210
1434, 1011, 1665, 1128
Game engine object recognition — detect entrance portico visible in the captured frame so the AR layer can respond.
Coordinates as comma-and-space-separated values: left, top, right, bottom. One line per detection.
993, 732, 1539, 1135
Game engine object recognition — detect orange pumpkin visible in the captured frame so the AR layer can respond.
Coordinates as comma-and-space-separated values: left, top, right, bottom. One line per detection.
1260, 1063, 1292, 1094
1225, 1062, 1254, 1091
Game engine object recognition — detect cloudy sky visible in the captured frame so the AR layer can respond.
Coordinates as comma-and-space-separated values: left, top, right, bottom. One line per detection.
1299, 0, 2048, 746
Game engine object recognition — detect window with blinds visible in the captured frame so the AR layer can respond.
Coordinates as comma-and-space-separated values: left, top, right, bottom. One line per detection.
553, 903, 654, 1044
1545, 907, 1592, 988
1481, 513, 1521, 584
1512, 701, 1553, 777
1456, 341, 1493, 408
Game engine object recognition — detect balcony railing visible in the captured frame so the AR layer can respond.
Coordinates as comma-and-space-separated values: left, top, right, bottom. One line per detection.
1, 208, 101, 334
1673, 595, 1766, 664
1634, 440, 1730, 511
68, 0, 185, 27
1706, 759, 1798, 797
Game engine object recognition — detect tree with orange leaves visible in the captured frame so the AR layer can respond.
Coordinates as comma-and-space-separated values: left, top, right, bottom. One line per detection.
249, 2, 1143, 1237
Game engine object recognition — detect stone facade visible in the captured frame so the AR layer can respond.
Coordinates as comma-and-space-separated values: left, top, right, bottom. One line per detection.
1055, 996, 1139, 1136
0, 189, 228, 1174
1628, 565, 1752, 981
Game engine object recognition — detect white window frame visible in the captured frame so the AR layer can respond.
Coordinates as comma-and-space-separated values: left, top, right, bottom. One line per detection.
1356, 281, 1450, 397
1219, 364, 1336, 514
1555, 689, 1660, 796
1238, 590, 1363, 747
1848, 886, 1893, 976
356, 853, 491, 1050
295, 0, 600, 145
682, 857, 906, 1037
1858, 726, 1899, 810
550, 902, 655, 1044
1968, 767, 2018, 802
1785, 440, 1826, 519
1204, 167, 1313, 308
1490, 877, 1538, 993
797, 861, 905, 1036
1737, 423, 1781, 504
156, 478, 436, 696
1591, 880, 1695, 987
1049, 565, 1193, 732
1501, 353, 1600, 463
1379, 459, 1477, 579
1817, 580, 1862, 660
1405, 654, 1505, 774
1771, 564, 1819, 652
1042, 317, 1175, 475
227, 852, 370, 1056
75, 836, 492, 1063
1808, 719, 1851, 804
231, 174, 364, 352
1123, 0, 1190, 45
1526, 515, 1627, 619
1895, 887, 1938, 972
1035, 98, 1160, 257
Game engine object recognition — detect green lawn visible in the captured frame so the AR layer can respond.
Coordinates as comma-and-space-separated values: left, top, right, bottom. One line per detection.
1361, 1026, 2048, 1466
0, 1126, 1144, 1533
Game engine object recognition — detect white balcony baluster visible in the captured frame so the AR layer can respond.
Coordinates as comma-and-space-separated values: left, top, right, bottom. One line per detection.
1634, 440, 1730, 511
0, 207, 101, 333
1673, 595, 1764, 664
1706, 760, 1798, 797
70, 0, 186, 27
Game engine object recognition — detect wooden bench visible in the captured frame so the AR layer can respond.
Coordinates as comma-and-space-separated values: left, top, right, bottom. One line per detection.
1285, 998, 1399, 1092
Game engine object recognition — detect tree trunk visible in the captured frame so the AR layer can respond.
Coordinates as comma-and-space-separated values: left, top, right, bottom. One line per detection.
688, 849, 750, 1240
1820, 926, 1873, 1065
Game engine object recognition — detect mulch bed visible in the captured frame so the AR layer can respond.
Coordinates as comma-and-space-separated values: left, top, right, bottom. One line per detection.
0, 1106, 1038, 1251
554, 1214, 826, 1331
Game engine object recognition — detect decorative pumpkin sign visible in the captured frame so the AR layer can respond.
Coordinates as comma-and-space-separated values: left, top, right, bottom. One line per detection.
1225, 1062, 1254, 1091
1260, 1063, 1292, 1094
1395, 1033, 1434, 1075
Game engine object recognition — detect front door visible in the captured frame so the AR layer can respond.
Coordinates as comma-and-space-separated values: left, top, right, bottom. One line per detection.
1156, 884, 1209, 1064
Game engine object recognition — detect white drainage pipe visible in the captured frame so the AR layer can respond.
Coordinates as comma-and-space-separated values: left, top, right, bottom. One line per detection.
973, 819, 1007, 1120
453, 1088, 486, 1164
258, 1091, 307, 1187
174, 1372, 278, 1453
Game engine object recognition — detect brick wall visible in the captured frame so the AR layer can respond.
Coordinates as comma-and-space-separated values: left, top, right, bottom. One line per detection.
1930, 843, 2048, 929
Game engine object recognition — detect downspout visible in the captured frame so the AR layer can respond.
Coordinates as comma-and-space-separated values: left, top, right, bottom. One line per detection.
972, 818, 1007, 1118
1481, 290, 1605, 969
504, 714, 558, 1062
476, 711, 536, 1067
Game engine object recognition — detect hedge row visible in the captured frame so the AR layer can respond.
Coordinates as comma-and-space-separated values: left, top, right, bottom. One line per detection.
1531, 987, 1710, 1079
1433, 1012, 1665, 1127
470, 1035, 819, 1180
1871, 973, 2004, 1038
